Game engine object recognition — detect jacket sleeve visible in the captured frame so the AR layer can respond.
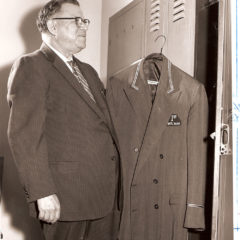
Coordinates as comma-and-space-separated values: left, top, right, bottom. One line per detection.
106, 77, 121, 119
184, 83, 209, 230
7, 57, 57, 203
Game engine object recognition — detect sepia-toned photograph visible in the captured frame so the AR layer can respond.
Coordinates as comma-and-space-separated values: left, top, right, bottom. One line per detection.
0, 0, 238, 240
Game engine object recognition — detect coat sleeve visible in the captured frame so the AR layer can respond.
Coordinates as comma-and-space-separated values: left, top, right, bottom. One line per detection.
7, 56, 57, 203
184, 83, 209, 230
106, 77, 121, 119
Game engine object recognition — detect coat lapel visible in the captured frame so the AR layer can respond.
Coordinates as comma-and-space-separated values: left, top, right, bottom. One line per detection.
123, 62, 152, 132
76, 58, 118, 141
40, 43, 107, 124
131, 55, 182, 178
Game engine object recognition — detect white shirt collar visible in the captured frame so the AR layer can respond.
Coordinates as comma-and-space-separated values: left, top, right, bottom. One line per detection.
43, 38, 74, 72
43, 40, 73, 62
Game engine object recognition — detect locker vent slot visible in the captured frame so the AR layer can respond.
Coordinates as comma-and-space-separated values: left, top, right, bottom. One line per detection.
172, 0, 185, 22
150, 0, 161, 32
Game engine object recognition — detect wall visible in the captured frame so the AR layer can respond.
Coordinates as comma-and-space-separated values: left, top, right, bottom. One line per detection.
0, 0, 102, 239
100, 0, 134, 84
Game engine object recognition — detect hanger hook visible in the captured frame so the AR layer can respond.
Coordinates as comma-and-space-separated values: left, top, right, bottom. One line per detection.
154, 35, 166, 54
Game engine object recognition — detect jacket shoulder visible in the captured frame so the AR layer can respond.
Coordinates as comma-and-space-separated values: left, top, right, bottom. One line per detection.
172, 64, 207, 107
173, 64, 203, 88
108, 63, 137, 89
173, 64, 205, 93
8, 50, 50, 91
12, 49, 48, 69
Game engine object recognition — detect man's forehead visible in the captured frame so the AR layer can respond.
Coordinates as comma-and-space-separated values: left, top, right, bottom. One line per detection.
55, 3, 83, 17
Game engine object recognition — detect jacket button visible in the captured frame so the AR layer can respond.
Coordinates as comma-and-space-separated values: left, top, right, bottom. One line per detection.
134, 148, 139, 153
159, 154, 164, 159
154, 204, 159, 209
111, 156, 116, 161
153, 179, 158, 184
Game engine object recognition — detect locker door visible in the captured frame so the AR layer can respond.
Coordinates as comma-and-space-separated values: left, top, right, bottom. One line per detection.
145, 0, 197, 77
144, 0, 168, 55
211, 0, 233, 239
107, 0, 145, 78
167, 0, 197, 76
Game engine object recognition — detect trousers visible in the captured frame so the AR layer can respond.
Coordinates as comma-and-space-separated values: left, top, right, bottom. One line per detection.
41, 210, 120, 240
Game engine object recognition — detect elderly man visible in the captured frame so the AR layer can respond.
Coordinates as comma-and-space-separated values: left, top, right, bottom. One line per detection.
7, 0, 119, 239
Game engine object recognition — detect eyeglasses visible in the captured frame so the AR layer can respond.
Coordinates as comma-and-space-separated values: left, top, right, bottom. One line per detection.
52, 17, 90, 28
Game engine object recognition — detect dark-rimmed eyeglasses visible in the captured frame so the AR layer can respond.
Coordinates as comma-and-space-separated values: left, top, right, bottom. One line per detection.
52, 17, 90, 28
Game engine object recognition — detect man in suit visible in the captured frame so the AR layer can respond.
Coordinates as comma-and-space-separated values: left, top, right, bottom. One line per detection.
7, 0, 119, 239
107, 54, 208, 240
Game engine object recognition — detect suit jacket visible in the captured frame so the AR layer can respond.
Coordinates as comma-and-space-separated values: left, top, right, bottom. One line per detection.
7, 43, 119, 221
107, 54, 208, 240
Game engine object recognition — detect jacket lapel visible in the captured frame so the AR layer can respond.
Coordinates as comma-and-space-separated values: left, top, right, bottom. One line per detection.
123, 62, 152, 131
76, 58, 118, 141
131, 55, 182, 178
40, 43, 107, 124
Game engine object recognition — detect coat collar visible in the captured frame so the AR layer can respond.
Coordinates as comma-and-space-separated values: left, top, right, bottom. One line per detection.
123, 53, 181, 128
40, 43, 108, 125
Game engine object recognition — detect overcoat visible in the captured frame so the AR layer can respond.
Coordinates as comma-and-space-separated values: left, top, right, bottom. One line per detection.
107, 54, 208, 240
7, 43, 119, 221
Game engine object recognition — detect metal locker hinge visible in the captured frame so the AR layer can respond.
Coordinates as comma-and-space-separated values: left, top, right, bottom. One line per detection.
220, 123, 231, 155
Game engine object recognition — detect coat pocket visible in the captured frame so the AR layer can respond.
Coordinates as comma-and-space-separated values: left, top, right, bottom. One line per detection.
169, 194, 182, 205
169, 194, 187, 240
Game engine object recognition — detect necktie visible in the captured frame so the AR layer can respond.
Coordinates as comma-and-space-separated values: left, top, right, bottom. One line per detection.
68, 60, 96, 103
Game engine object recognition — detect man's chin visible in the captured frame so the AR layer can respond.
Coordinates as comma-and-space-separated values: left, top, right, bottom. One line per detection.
72, 44, 86, 54
76, 41, 86, 52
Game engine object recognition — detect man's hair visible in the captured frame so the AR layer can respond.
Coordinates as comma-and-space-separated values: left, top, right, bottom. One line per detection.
36, 0, 79, 33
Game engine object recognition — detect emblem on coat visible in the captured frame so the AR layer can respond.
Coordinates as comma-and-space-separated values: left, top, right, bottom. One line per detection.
167, 114, 181, 126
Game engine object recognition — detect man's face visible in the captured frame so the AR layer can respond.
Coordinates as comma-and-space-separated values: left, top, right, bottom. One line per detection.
52, 3, 88, 55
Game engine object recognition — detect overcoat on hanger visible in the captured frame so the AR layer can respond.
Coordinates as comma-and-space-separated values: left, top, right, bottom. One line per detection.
107, 54, 208, 240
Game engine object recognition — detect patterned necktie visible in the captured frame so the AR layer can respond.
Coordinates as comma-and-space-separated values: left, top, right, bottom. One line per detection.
68, 60, 96, 103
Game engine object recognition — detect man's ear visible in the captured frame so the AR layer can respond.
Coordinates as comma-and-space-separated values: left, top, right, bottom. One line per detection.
47, 20, 57, 35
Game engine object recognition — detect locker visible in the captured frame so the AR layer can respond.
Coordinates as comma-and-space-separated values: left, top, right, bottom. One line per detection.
107, 0, 145, 77
167, 0, 196, 76
108, 0, 198, 78
144, 0, 168, 55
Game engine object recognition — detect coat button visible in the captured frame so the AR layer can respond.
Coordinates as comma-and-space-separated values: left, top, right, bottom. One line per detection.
134, 148, 139, 153
159, 154, 164, 159
153, 179, 158, 184
111, 156, 116, 161
154, 204, 159, 209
